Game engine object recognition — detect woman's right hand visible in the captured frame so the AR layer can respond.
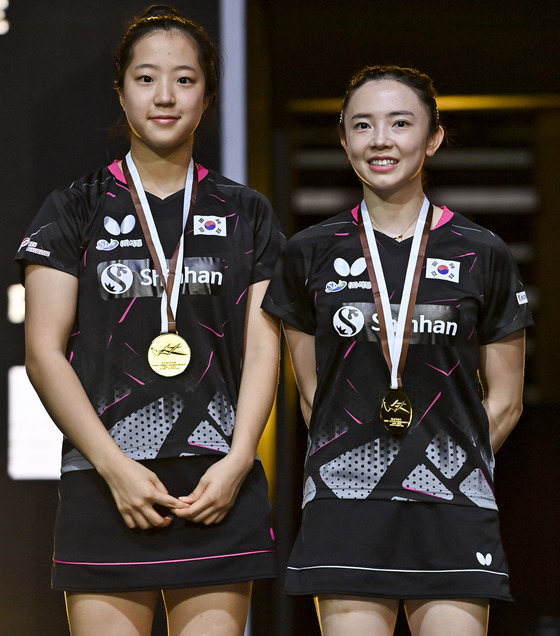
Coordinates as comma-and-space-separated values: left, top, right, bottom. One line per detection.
100, 455, 188, 529
24, 265, 188, 531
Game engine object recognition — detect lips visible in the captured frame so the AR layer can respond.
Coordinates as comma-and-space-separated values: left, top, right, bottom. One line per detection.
150, 115, 179, 124
367, 157, 399, 173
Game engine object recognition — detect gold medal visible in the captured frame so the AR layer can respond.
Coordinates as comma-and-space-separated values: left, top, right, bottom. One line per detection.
380, 388, 413, 436
148, 333, 191, 377
124, 156, 198, 380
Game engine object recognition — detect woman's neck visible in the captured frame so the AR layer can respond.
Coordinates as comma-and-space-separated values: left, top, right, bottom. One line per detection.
128, 142, 194, 198
363, 187, 426, 238
362, 188, 443, 240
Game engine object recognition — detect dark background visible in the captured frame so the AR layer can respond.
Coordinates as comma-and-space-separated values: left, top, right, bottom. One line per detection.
1, 1, 559, 634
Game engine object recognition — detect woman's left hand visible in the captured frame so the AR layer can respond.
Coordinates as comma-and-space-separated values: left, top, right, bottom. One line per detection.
174, 454, 253, 525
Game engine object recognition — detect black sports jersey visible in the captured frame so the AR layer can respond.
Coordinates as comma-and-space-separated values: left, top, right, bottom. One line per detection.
263, 206, 533, 511
17, 161, 285, 473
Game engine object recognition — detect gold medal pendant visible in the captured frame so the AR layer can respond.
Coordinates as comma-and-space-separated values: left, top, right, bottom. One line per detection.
380, 388, 413, 436
148, 333, 191, 377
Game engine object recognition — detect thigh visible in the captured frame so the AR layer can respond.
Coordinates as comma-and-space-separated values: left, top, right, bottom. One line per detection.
315, 595, 400, 636
405, 598, 489, 636
163, 582, 252, 636
65, 590, 160, 636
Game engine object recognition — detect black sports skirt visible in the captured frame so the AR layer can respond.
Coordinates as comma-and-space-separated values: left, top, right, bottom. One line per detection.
52, 456, 276, 592
285, 499, 511, 602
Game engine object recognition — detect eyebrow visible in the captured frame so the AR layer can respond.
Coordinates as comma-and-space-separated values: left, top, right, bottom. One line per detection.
350, 110, 416, 120
132, 63, 197, 72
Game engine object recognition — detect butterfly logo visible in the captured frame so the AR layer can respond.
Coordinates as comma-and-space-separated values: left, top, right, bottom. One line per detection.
325, 257, 367, 293
334, 257, 366, 277
476, 552, 493, 566
104, 215, 136, 236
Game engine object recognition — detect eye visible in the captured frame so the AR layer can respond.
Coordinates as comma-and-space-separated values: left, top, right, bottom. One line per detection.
177, 77, 192, 85
354, 121, 370, 130
393, 120, 410, 128
138, 75, 153, 83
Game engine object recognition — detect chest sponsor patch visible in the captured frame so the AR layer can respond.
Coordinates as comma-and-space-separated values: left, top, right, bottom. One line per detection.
426, 258, 460, 283
97, 257, 225, 300
194, 215, 227, 237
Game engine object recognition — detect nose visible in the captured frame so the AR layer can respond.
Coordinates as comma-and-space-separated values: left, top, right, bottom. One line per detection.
370, 125, 391, 149
154, 78, 176, 106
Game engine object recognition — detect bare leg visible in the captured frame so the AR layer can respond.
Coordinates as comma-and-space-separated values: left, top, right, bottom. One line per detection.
405, 598, 489, 636
65, 590, 160, 636
163, 582, 252, 636
315, 595, 400, 636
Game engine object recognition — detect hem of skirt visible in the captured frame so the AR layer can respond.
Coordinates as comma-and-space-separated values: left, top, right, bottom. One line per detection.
284, 588, 513, 603
284, 569, 512, 603
54, 570, 277, 593
52, 549, 277, 593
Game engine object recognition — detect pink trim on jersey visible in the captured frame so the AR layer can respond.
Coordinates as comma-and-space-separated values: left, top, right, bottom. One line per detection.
197, 351, 213, 385
344, 409, 363, 424
344, 341, 357, 359
53, 549, 275, 568
415, 392, 441, 428
98, 391, 132, 416
197, 164, 209, 180
351, 204, 454, 229
108, 161, 209, 183
433, 206, 454, 229
198, 322, 228, 337
109, 160, 125, 182
426, 360, 460, 377
309, 429, 348, 456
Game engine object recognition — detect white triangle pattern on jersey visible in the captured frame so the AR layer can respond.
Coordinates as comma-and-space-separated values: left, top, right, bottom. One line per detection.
319, 437, 400, 499
402, 463, 454, 500
425, 431, 468, 479
108, 393, 184, 459
187, 391, 235, 453
459, 468, 498, 510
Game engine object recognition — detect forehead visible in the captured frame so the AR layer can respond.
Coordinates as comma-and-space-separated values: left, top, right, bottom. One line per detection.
129, 30, 200, 66
347, 79, 426, 114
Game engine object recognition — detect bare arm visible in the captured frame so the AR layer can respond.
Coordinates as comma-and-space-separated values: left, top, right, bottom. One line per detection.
177, 279, 281, 524
478, 330, 526, 453
284, 323, 317, 428
24, 264, 187, 528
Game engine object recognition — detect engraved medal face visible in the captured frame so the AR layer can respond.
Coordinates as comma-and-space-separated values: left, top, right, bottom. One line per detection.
380, 388, 413, 436
148, 333, 191, 377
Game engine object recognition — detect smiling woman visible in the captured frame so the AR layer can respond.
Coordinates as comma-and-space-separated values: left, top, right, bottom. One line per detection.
15, 4, 283, 635
263, 65, 533, 636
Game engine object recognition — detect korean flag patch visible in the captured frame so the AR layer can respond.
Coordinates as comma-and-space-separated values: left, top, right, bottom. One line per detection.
194, 215, 227, 237
426, 258, 460, 283
516, 291, 528, 305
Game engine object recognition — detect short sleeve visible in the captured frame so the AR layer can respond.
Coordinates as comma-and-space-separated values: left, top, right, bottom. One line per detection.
15, 186, 90, 283
249, 193, 286, 284
262, 234, 316, 334
478, 238, 534, 344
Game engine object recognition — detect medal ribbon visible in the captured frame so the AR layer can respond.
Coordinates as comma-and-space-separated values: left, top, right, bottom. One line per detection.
123, 152, 198, 334
358, 197, 433, 390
